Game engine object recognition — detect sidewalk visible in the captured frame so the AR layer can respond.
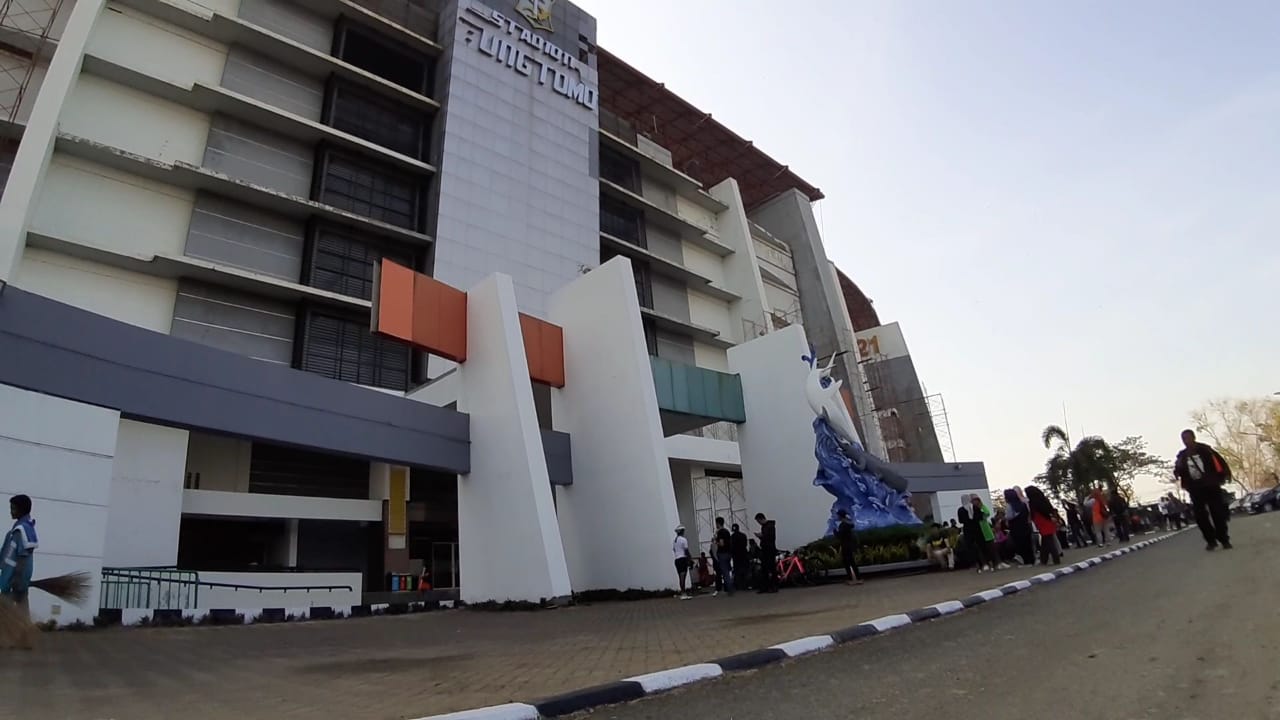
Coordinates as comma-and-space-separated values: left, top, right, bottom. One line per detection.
4, 539, 1162, 720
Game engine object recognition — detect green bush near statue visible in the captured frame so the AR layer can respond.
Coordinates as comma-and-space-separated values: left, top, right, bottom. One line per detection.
796, 524, 928, 572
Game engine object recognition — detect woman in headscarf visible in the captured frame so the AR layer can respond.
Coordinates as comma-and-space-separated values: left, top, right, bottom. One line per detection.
1025, 485, 1063, 565
1003, 487, 1035, 566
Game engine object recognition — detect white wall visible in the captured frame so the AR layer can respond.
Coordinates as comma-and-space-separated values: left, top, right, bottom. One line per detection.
676, 195, 717, 234
670, 463, 699, 548
934, 489, 994, 527
728, 324, 833, 551
13, 247, 178, 332
30, 155, 195, 259
60, 74, 212, 165
104, 420, 189, 568
184, 432, 251, 493
548, 256, 682, 591
86, 2, 230, 87
182, 489, 383, 522
692, 341, 729, 372
0, 384, 120, 624
681, 243, 725, 286
456, 273, 571, 603
688, 290, 734, 341
196, 571, 361, 610
665, 434, 740, 468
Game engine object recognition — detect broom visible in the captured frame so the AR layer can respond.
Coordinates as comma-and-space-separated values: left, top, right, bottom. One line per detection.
0, 572, 93, 648
31, 571, 94, 605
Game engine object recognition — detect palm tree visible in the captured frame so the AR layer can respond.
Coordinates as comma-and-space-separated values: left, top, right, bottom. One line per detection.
1039, 425, 1118, 502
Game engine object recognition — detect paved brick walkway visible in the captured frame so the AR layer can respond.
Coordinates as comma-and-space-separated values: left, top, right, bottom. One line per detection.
2, 538, 1164, 720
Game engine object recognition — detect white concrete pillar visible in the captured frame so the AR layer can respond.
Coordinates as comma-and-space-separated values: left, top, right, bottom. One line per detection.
104, 420, 189, 568
456, 273, 571, 603
548, 256, 681, 592
728, 324, 833, 552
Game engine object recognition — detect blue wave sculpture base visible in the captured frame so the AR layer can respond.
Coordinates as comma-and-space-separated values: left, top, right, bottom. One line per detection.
813, 417, 923, 535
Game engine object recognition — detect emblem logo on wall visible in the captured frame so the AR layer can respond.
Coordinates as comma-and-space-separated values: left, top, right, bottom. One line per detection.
515, 0, 554, 32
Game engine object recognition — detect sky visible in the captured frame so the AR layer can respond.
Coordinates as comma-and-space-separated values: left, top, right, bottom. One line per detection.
575, 0, 1280, 501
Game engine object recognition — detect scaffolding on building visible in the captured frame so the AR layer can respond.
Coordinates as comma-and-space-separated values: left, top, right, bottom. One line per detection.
0, 0, 63, 126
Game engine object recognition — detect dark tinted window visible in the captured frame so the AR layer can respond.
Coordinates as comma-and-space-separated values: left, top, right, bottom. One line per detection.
601, 195, 643, 246
300, 310, 410, 391
249, 442, 369, 499
335, 21, 432, 96
317, 151, 423, 231
599, 145, 639, 191
327, 81, 427, 160
307, 225, 416, 300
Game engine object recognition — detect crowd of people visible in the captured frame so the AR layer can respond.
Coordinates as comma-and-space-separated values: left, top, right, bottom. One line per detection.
923, 483, 1162, 574
672, 430, 1238, 596
672, 512, 790, 599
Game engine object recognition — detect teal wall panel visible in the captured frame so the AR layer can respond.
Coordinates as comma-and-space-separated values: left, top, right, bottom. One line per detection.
649, 356, 746, 423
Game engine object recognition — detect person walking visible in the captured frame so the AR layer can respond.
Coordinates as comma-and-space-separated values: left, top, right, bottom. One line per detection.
835, 509, 864, 585
1174, 429, 1233, 551
0, 494, 38, 650
1108, 488, 1131, 543
1089, 487, 1112, 546
730, 523, 750, 591
1026, 485, 1062, 565
754, 513, 778, 593
712, 516, 734, 596
1004, 487, 1035, 565
1064, 500, 1088, 549
672, 526, 692, 599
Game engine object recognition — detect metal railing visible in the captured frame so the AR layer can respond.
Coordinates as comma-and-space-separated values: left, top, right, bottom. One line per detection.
100, 568, 200, 610
100, 568, 356, 610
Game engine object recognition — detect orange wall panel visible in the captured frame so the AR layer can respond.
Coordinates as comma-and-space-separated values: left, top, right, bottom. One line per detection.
520, 313, 566, 388
373, 259, 468, 362
413, 272, 468, 362
372, 259, 415, 343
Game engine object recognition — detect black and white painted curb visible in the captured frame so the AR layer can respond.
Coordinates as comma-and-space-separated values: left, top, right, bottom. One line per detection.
414, 532, 1183, 720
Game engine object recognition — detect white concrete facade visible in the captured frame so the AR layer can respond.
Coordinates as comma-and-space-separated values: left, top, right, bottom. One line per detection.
549, 257, 681, 591
456, 273, 572, 603
728, 325, 836, 551
0, 384, 119, 624
0, 0, 987, 624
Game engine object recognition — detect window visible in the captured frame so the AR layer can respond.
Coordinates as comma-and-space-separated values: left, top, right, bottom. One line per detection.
642, 318, 658, 356
601, 195, 644, 246
334, 19, 433, 96
305, 224, 417, 301
298, 309, 411, 391
248, 442, 369, 499
315, 149, 425, 231
599, 145, 639, 191
632, 260, 652, 309
324, 80, 429, 160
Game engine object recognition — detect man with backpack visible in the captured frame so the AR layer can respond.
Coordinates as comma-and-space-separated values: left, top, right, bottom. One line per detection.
1174, 429, 1233, 551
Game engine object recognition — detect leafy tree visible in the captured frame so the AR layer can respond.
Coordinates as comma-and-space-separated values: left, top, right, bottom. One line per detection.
1109, 436, 1171, 499
1038, 425, 1118, 502
1190, 397, 1280, 491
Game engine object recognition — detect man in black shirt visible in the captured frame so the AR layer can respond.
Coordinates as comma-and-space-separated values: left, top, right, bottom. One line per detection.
712, 516, 734, 595
1174, 429, 1233, 551
730, 523, 750, 590
835, 509, 864, 585
754, 512, 778, 593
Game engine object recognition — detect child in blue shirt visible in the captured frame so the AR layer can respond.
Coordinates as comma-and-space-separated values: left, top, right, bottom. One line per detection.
1, 494, 38, 617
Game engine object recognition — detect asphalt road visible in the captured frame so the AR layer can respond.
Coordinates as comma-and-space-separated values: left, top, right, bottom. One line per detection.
578, 515, 1280, 720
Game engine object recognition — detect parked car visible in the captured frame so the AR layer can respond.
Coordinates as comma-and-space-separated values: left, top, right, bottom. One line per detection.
1231, 493, 1254, 515
1250, 485, 1280, 513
